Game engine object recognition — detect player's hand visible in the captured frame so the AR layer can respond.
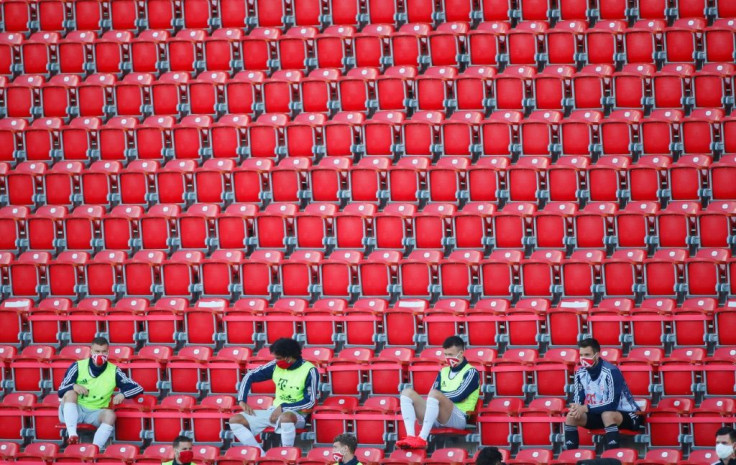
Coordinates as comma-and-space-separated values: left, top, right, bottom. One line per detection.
269, 405, 282, 423
239, 402, 254, 415
73, 384, 89, 396
568, 403, 581, 419
112, 393, 125, 405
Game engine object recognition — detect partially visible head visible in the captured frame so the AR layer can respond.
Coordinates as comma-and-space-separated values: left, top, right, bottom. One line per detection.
443, 335, 465, 367
90, 337, 109, 366
172, 435, 193, 464
270, 338, 302, 369
578, 338, 601, 368
332, 433, 357, 463
716, 427, 736, 460
476, 447, 504, 465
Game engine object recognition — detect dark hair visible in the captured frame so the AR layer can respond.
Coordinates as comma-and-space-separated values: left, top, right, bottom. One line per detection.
91, 337, 110, 347
443, 335, 465, 350
476, 447, 504, 465
270, 338, 302, 359
173, 435, 192, 448
716, 426, 736, 442
578, 337, 601, 353
333, 433, 358, 453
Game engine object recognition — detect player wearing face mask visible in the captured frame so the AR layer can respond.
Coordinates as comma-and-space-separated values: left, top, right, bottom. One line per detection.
713, 427, 736, 465
564, 338, 641, 451
332, 433, 361, 465
229, 338, 319, 455
163, 436, 197, 465
57, 337, 143, 448
395, 336, 480, 450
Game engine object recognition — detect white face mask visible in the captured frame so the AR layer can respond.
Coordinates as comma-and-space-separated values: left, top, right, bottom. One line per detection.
716, 443, 734, 460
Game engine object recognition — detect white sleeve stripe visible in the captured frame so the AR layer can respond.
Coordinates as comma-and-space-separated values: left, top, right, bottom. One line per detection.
239, 360, 276, 399
443, 368, 477, 398
59, 363, 79, 391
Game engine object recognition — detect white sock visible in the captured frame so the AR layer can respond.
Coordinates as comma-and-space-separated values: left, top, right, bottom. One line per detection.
280, 422, 296, 447
230, 422, 264, 454
419, 397, 440, 440
92, 423, 114, 449
62, 402, 79, 436
400, 395, 417, 437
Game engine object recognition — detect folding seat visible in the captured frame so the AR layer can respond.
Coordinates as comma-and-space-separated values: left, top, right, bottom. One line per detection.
199, 29, 241, 73
693, 63, 735, 109
495, 65, 536, 111
74, 0, 108, 32
150, 394, 197, 442
333, 202, 376, 250
516, 401, 566, 448
96, 444, 139, 465
614, 201, 659, 249
60, 117, 100, 162
415, 203, 458, 250
572, 64, 613, 110
561, 249, 603, 297
402, 111, 444, 158
256, 202, 299, 250
156, 159, 196, 205
507, 157, 549, 203
351, 25, 393, 70
300, 70, 339, 114
229, 159, 271, 206
436, 251, 480, 298
193, 159, 234, 205
279, 251, 323, 298
588, 156, 629, 202
711, 155, 736, 200
264, 70, 305, 114
248, 113, 289, 159
628, 157, 670, 203
355, 251, 398, 298
24, 118, 63, 162
238, 28, 279, 72
165, 29, 206, 74
171, 115, 213, 161
25, 205, 64, 252
98, 117, 137, 161
0, 206, 28, 251
658, 347, 705, 397
690, 397, 736, 448
136, 444, 175, 464
159, 250, 202, 297
698, 201, 736, 248
533, 65, 574, 111
665, 18, 706, 64
479, 113, 520, 161
613, 64, 655, 111
10, 251, 52, 297
20, 32, 59, 76
187, 72, 227, 116
585, 20, 626, 65
58, 31, 96, 75
416, 66, 458, 111
637, 449, 682, 465
81, 160, 121, 206
671, 297, 716, 347
6, 74, 43, 118
1, 0, 33, 33
428, 22, 468, 68
453, 202, 496, 250
360, 113, 401, 160
508, 21, 549, 66
15, 442, 60, 461
177, 203, 219, 250
495, 202, 537, 249
9, 345, 54, 392
656, 201, 700, 248
624, 20, 666, 65
122, 250, 164, 297
574, 201, 618, 249
6, 161, 47, 208
644, 248, 687, 297
682, 110, 722, 157
376, 65, 418, 111
0, 32, 21, 78
704, 19, 736, 64
521, 251, 564, 298
93, 31, 134, 75
521, 113, 562, 159
468, 21, 510, 67
118, 158, 159, 203
383, 157, 425, 204
0, 118, 27, 163
631, 298, 677, 347
601, 250, 644, 298
397, 251, 442, 299
653, 64, 695, 110
454, 67, 496, 113
491, 349, 538, 398
408, 349, 446, 394
238, 250, 280, 299
311, 27, 352, 72
428, 157, 469, 202
334, 69, 376, 115
270, 157, 311, 203
277, 26, 318, 71
477, 397, 523, 447
618, 348, 661, 396
190, 396, 237, 444
600, 110, 642, 156
294, 202, 335, 249
686, 248, 729, 297
46, 251, 89, 297
151, 72, 191, 116
224, 72, 264, 116
84, 250, 126, 298
669, 154, 712, 203
645, 397, 694, 447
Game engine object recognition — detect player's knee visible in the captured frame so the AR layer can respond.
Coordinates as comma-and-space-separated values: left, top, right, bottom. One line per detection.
428, 389, 445, 401
229, 414, 249, 428
280, 411, 297, 423
400, 388, 417, 398
99, 409, 116, 425
62, 391, 78, 403
601, 411, 621, 425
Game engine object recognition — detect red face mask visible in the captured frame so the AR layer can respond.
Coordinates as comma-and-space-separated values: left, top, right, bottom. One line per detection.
580, 356, 596, 368
178, 450, 193, 464
91, 354, 108, 367
445, 356, 461, 368
276, 360, 292, 370
333, 453, 344, 463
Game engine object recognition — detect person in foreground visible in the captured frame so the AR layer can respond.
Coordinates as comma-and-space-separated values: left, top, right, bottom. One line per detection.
714, 426, 736, 465
163, 436, 195, 465
58, 336, 143, 448
332, 433, 361, 465
395, 335, 480, 450
229, 338, 319, 455
476, 446, 504, 465
564, 337, 642, 450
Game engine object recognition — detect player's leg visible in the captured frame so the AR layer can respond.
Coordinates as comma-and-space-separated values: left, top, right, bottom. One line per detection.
60, 391, 81, 443
417, 390, 456, 440
399, 388, 427, 437
564, 409, 590, 450
277, 411, 298, 447
601, 411, 624, 450
92, 409, 116, 449
229, 411, 264, 453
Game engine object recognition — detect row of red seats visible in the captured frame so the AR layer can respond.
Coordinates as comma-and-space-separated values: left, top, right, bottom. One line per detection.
3, 18, 736, 78
2, 0, 731, 34
2, 58, 735, 120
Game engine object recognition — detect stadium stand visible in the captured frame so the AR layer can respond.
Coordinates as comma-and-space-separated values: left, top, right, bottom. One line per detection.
0, 0, 735, 463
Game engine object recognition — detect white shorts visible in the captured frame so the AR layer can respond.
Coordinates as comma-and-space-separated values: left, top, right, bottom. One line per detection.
243, 407, 306, 436
434, 405, 468, 430
58, 402, 104, 427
